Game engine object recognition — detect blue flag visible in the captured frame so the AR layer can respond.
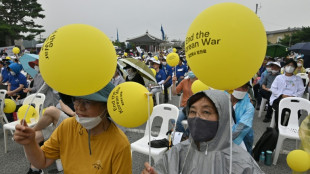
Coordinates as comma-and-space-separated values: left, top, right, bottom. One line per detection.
161, 25, 165, 40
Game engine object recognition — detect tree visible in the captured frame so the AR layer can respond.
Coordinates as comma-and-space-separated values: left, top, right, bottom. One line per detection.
279, 27, 310, 47
0, 0, 45, 46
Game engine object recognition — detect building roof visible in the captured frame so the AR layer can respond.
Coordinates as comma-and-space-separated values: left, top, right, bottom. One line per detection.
126, 31, 165, 45
266, 27, 301, 35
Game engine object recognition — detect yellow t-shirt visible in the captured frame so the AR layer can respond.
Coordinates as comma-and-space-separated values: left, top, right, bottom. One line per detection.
41, 117, 132, 174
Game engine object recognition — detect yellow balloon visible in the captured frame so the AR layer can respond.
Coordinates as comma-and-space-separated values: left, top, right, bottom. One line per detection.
150, 68, 156, 77
287, 150, 310, 172
185, 3, 266, 90
12, 47, 20, 54
154, 56, 158, 61
39, 24, 117, 96
17, 105, 38, 123
3, 99, 16, 113
299, 115, 310, 154
107, 82, 153, 128
166, 53, 179, 67
124, 52, 128, 57
191, 80, 210, 93
5, 56, 11, 60
173, 48, 177, 53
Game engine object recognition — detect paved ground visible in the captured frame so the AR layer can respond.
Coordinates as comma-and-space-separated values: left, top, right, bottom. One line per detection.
0, 93, 301, 174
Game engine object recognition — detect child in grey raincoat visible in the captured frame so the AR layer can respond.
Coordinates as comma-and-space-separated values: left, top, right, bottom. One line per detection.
142, 90, 264, 174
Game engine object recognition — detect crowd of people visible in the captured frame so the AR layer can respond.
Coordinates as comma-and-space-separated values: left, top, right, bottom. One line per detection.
1, 47, 308, 174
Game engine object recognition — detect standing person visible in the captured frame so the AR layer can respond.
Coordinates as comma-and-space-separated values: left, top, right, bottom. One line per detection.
124, 65, 145, 86
14, 82, 132, 174
171, 67, 197, 136
261, 62, 281, 123
175, 58, 187, 86
230, 82, 255, 153
142, 90, 263, 174
270, 59, 305, 127
161, 57, 172, 103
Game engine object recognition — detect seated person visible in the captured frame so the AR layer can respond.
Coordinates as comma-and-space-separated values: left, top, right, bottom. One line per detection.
230, 82, 255, 154
142, 90, 263, 174
124, 64, 145, 86
175, 58, 188, 85
270, 59, 305, 127
294, 58, 306, 75
111, 65, 125, 87
14, 82, 132, 173
149, 59, 166, 99
171, 68, 197, 136
261, 62, 281, 123
160, 57, 172, 103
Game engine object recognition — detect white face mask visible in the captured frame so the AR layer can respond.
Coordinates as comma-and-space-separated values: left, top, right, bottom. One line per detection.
162, 62, 167, 66
285, 66, 295, 74
10, 71, 16, 76
75, 112, 105, 130
297, 63, 302, 67
34, 65, 39, 71
266, 67, 271, 72
271, 70, 279, 74
232, 90, 247, 100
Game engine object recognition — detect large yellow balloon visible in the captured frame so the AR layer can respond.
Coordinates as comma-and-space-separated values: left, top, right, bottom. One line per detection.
12, 47, 20, 54
107, 82, 153, 128
287, 150, 310, 172
150, 68, 156, 77
3, 99, 16, 113
185, 3, 266, 90
39, 24, 117, 96
17, 105, 38, 123
191, 80, 210, 93
166, 53, 179, 67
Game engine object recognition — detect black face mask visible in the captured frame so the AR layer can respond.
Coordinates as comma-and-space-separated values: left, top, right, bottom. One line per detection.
188, 117, 219, 142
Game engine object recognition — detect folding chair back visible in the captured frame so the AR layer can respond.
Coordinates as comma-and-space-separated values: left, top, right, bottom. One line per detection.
22, 93, 46, 120
0, 89, 8, 124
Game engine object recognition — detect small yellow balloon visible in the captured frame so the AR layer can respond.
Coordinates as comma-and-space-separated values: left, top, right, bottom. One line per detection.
12, 47, 20, 54
173, 48, 177, 53
3, 99, 16, 113
5, 56, 11, 60
39, 24, 117, 96
191, 80, 210, 93
166, 53, 179, 67
185, 3, 266, 90
150, 68, 156, 77
287, 150, 310, 172
107, 82, 153, 128
17, 105, 38, 123
154, 56, 158, 61
124, 52, 128, 57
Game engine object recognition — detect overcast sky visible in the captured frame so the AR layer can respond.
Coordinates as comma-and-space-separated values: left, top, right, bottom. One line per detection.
35, 0, 310, 42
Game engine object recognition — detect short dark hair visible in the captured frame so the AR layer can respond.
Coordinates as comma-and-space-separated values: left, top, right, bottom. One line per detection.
285, 59, 297, 68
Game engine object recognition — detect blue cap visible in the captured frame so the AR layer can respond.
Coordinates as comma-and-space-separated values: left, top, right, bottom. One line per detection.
77, 82, 115, 102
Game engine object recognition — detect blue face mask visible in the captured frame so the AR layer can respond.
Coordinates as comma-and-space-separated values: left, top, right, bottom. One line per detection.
188, 71, 196, 79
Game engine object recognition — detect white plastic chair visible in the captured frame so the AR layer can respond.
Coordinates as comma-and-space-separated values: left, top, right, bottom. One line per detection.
272, 97, 310, 165
258, 97, 267, 118
168, 86, 172, 101
0, 90, 9, 126
3, 93, 45, 153
296, 73, 309, 99
131, 104, 179, 163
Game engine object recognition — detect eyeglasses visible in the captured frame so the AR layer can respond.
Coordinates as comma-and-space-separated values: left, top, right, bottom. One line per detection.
72, 97, 99, 109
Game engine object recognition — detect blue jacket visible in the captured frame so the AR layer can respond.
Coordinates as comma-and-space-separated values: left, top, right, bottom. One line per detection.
161, 64, 172, 85
175, 64, 187, 79
8, 63, 27, 93
155, 69, 166, 84
232, 93, 255, 153
1, 67, 10, 83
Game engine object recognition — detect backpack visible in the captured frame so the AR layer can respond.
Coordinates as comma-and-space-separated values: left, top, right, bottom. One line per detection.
252, 127, 279, 161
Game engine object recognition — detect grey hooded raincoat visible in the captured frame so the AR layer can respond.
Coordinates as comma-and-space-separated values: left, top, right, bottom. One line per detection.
154, 90, 264, 174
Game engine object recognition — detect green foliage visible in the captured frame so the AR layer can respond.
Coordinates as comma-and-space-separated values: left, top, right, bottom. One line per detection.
0, 0, 45, 46
112, 41, 126, 50
279, 27, 310, 46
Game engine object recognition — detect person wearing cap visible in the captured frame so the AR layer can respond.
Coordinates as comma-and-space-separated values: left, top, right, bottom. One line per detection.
270, 59, 305, 127
150, 59, 166, 98
142, 90, 263, 174
294, 58, 306, 75
175, 57, 188, 86
111, 64, 125, 87
124, 64, 145, 86
230, 82, 255, 153
160, 57, 172, 103
261, 62, 281, 123
13, 83, 132, 174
